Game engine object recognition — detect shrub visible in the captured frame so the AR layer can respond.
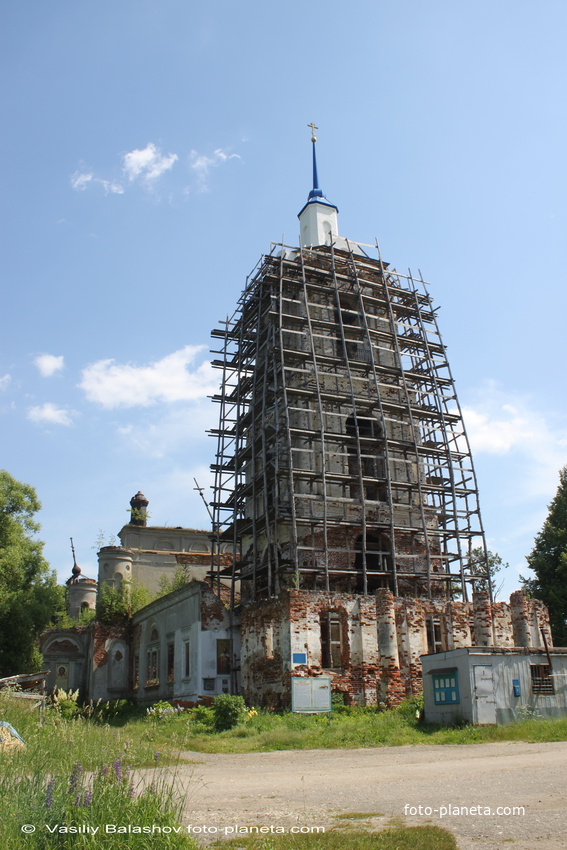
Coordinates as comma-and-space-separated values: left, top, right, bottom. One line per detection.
212, 694, 246, 732
186, 704, 215, 733
49, 688, 80, 720
395, 694, 424, 722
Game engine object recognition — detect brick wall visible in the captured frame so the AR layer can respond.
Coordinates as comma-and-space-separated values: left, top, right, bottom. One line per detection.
240, 589, 552, 708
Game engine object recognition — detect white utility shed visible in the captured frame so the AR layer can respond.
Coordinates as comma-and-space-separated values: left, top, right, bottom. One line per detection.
421, 647, 567, 725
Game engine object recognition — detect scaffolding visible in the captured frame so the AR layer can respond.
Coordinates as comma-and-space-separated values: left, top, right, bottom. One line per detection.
210, 240, 489, 604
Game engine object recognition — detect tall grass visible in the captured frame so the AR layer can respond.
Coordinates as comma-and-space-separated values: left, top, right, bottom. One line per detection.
0, 692, 195, 849
1, 755, 196, 849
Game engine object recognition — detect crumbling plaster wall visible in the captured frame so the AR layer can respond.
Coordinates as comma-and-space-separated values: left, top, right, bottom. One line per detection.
240, 588, 553, 709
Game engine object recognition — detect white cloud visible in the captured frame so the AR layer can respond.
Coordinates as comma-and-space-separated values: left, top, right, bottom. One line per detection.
70, 171, 123, 195
189, 148, 240, 190
123, 143, 178, 183
116, 401, 216, 459
0, 374, 10, 391
79, 345, 218, 409
71, 143, 236, 199
462, 381, 567, 498
27, 403, 74, 427
70, 171, 93, 191
99, 179, 124, 195
34, 354, 64, 377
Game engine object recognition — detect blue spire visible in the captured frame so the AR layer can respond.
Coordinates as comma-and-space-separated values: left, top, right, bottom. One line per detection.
308, 138, 324, 201
298, 123, 338, 217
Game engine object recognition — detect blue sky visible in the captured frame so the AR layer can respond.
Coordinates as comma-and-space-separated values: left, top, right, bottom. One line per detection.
2, 1, 566, 599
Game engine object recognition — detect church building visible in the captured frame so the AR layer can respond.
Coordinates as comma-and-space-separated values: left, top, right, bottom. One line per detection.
209, 127, 552, 707
42, 130, 553, 708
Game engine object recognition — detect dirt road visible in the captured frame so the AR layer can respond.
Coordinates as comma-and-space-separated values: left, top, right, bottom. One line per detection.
177, 741, 567, 849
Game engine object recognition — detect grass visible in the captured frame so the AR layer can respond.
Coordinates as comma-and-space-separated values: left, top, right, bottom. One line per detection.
208, 826, 458, 849
2, 692, 567, 771
332, 812, 385, 819
166, 705, 567, 754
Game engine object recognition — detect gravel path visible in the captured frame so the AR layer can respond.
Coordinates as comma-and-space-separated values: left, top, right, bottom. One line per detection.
175, 741, 567, 849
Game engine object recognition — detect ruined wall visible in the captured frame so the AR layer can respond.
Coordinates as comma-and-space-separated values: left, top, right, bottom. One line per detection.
240, 589, 553, 709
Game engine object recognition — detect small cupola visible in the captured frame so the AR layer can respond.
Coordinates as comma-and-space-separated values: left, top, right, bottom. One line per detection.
130, 491, 149, 526
66, 538, 97, 619
66, 537, 82, 585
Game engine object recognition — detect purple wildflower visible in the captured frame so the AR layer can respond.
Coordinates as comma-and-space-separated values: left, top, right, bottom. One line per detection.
45, 778, 56, 810
128, 783, 136, 800
75, 793, 82, 807
83, 790, 93, 807
113, 759, 122, 782
154, 751, 160, 763
69, 761, 83, 792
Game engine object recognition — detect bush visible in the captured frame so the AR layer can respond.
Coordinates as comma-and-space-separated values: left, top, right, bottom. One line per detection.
49, 688, 80, 720
185, 704, 215, 734
395, 694, 424, 722
212, 694, 246, 732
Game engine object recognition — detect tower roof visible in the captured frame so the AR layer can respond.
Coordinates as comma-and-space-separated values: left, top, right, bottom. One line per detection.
297, 124, 338, 219
70, 537, 81, 579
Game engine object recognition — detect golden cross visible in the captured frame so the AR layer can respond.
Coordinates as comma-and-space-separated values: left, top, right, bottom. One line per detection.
307, 122, 318, 142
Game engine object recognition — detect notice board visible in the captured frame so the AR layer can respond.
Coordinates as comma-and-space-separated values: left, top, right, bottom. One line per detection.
291, 676, 332, 713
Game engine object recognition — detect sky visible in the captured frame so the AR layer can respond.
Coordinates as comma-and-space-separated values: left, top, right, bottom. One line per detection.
1, 0, 566, 600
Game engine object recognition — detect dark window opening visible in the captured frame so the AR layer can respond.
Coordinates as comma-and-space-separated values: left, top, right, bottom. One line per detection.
336, 295, 361, 361
146, 647, 159, 685
346, 415, 386, 502
426, 616, 443, 654
320, 612, 342, 669
183, 640, 190, 678
530, 664, 554, 695
167, 642, 175, 684
354, 533, 392, 592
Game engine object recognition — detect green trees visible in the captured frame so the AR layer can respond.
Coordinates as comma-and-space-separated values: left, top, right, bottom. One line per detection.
0, 470, 64, 675
523, 465, 567, 646
468, 548, 508, 598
